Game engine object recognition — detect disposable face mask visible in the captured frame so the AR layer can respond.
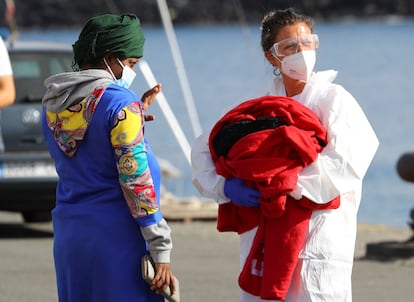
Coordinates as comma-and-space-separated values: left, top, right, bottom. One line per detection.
115, 58, 136, 89
281, 50, 316, 82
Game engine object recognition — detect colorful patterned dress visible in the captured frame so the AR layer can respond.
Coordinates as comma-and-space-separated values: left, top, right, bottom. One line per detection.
42, 83, 165, 302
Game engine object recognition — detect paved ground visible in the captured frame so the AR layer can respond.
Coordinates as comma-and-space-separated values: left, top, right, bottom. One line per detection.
0, 212, 413, 302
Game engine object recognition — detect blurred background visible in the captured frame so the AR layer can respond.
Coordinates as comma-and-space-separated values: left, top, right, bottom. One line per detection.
3, 0, 414, 227
10, 0, 414, 27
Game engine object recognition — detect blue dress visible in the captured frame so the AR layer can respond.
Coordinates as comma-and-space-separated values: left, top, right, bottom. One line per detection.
42, 84, 164, 302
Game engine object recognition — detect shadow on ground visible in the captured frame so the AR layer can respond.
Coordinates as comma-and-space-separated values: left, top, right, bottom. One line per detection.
0, 223, 53, 239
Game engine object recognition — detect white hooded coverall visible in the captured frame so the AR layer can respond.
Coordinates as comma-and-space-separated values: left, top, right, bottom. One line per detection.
191, 70, 379, 302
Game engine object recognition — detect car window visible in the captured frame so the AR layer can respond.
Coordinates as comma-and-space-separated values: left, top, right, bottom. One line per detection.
10, 52, 73, 103
50, 57, 70, 74
12, 60, 41, 78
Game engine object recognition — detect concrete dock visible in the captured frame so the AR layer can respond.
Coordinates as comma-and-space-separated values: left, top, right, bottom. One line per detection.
0, 210, 413, 302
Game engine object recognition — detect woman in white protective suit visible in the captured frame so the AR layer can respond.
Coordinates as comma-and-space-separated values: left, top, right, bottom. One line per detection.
191, 7, 379, 302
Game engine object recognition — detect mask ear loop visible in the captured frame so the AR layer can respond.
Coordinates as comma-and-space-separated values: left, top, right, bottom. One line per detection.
116, 58, 125, 68
103, 57, 116, 80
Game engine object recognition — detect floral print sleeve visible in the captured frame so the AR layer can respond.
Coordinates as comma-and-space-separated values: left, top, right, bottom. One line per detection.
110, 101, 159, 219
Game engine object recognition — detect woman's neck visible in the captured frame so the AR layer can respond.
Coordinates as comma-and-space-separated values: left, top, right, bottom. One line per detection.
283, 76, 306, 97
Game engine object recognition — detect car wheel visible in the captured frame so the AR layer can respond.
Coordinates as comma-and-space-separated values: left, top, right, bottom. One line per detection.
22, 211, 52, 223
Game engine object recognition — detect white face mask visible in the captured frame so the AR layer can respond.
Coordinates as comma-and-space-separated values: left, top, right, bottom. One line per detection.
280, 50, 316, 82
115, 58, 136, 89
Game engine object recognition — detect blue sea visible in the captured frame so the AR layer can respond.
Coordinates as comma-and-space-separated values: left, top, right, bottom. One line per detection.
19, 18, 414, 227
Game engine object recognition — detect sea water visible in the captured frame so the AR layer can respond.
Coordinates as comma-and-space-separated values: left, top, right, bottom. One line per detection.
19, 18, 414, 227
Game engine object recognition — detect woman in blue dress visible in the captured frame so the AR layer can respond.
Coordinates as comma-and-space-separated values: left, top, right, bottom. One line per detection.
41, 14, 176, 302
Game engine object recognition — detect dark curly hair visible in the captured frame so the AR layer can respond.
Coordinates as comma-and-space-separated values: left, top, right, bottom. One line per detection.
260, 8, 314, 52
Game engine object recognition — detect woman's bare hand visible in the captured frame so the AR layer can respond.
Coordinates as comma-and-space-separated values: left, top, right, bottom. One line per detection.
151, 262, 177, 295
141, 83, 161, 121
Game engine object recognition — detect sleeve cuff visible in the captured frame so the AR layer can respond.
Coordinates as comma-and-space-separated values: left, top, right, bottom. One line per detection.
216, 176, 231, 204
140, 218, 173, 263
151, 250, 171, 263
289, 184, 303, 200
136, 210, 163, 228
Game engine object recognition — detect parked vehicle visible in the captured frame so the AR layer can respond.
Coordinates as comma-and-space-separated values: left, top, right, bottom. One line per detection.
0, 40, 73, 222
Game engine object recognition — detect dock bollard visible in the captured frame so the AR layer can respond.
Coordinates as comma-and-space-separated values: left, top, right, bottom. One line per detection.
397, 152, 414, 231
365, 152, 414, 260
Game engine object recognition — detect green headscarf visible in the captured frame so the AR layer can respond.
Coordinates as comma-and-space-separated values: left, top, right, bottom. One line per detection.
73, 14, 145, 68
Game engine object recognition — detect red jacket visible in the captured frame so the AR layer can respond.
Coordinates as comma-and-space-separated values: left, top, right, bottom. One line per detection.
209, 95, 340, 300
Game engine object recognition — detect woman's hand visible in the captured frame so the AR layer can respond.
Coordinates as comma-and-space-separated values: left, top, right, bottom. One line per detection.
141, 83, 161, 122
151, 262, 177, 295
224, 177, 261, 207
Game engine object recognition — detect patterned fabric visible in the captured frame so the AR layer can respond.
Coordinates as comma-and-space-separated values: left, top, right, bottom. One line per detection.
45, 86, 107, 157
111, 102, 159, 218
45, 86, 159, 219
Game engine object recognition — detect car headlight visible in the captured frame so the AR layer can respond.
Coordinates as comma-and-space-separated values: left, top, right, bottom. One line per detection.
22, 108, 41, 125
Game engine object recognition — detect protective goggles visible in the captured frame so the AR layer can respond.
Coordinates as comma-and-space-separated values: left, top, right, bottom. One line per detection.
270, 34, 319, 57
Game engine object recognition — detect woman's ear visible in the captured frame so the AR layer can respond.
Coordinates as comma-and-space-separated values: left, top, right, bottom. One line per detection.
264, 51, 280, 68
104, 53, 116, 64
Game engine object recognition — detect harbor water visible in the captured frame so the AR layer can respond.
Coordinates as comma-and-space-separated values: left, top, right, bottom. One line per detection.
19, 18, 414, 227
